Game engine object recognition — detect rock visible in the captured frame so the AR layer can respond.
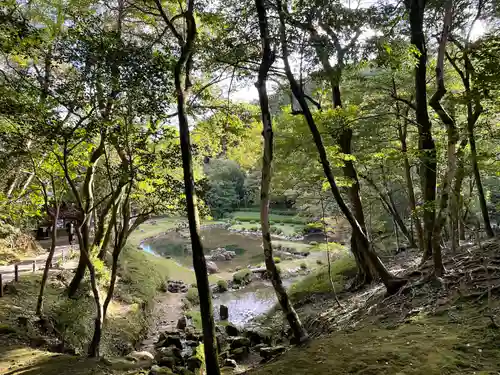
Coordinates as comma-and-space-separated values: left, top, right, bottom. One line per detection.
185, 340, 199, 347
17, 316, 29, 327
219, 304, 229, 321
177, 316, 187, 330
126, 350, 154, 362
186, 356, 203, 371
224, 358, 238, 368
155, 346, 183, 367
185, 329, 202, 342
245, 329, 272, 346
225, 323, 239, 337
167, 280, 189, 293
252, 343, 267, 352
206, 261, 219, 274
150, 365, 175, 375
260, 346, 287, 359
158, 335, 183, 350
229, 336, 251, 350
229, 347, 249, 361
30, 336, 49, 348
4, 283, 18, 295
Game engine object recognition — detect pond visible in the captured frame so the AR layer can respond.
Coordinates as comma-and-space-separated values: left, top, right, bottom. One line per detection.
212, 278, 297, 326
142, 226, 312, 325
145, 227, 269, 271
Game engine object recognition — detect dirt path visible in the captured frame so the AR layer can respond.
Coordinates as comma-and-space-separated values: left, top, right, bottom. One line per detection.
0, 245, 77, 282
139, 291, 185, 352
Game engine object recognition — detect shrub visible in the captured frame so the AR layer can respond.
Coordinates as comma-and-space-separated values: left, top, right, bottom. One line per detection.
233, 268, 252, 285
186, 288, 200, 305
316, 259, 324, 265
309, 241, 318, 246
273, 257, 281, 264
217, 279, 229, 292
300, 262, 308, 270
269, 221, 276, 225
275, 228, 283, 235
250, 226, 258, 232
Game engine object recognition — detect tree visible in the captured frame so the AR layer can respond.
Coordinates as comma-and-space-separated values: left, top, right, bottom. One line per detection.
254, 0, 308, 343
151, 0, 221, 372
277, 0, 405, 294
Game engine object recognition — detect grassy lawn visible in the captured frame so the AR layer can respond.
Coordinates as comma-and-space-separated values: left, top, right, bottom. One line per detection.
128, 216, 182, 247
230, 211, 309, 225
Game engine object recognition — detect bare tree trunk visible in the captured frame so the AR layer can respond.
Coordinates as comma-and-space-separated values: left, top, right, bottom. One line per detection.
407, 0, 437, 262
428, 0, 453, 277
158, 0, 220, 371
469, 127, 493, 237
36, 206, 60, 316
277, 0, 405, 294
450, 144, 466, 252
67, 253, 86, 298
255, 0, 308, 344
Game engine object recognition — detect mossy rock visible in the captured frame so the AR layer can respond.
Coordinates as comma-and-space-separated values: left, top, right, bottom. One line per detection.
233, 269, 252, 285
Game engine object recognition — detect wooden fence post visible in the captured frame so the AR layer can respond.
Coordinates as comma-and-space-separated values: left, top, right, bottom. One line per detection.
33, 260, 36, 272
0, 274, 3, 297
14, 264, 19, 282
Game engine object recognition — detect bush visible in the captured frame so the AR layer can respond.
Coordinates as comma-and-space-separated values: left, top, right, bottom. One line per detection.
275, 228, 283, 235
303, 222, 323, 234
217, 279, 229, 292
309, 241, 318, 246
250, 226, 259, 232
300, 262, 308, 270
233, 268, 252, 285
316, 259, 324, 265
186, 288, 200, 305
269, 221, 276, 225
273, 257, 281, 264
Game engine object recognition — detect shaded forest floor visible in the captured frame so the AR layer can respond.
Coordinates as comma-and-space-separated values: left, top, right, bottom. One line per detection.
250, 238, 500, 375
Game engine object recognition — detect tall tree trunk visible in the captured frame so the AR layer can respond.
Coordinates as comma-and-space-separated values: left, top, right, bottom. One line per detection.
450, 143, 467, 252
393, 90, 423, 251
339, 130, 376, 283
168, 1, 220, 372
36, 207, 59, 316
67, 252, 86, 298
428, 0, 453, 276
255, 0, 308, 344
277, 0, 405, 294
469, 126, 493, 237
407, 0, 437, 262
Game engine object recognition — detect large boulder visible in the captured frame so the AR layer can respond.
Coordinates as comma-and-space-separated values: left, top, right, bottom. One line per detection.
158, 335, 183, 350
229, 347, 249, 361
126, 350, 154, 362
206, 261, 219, 274
229, 336, 251, 350
155, 346, 183, 367
245, 328, 272, 346
186, 356, 203, 372
223, 358, 238, 368
225, 323, 239, 337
